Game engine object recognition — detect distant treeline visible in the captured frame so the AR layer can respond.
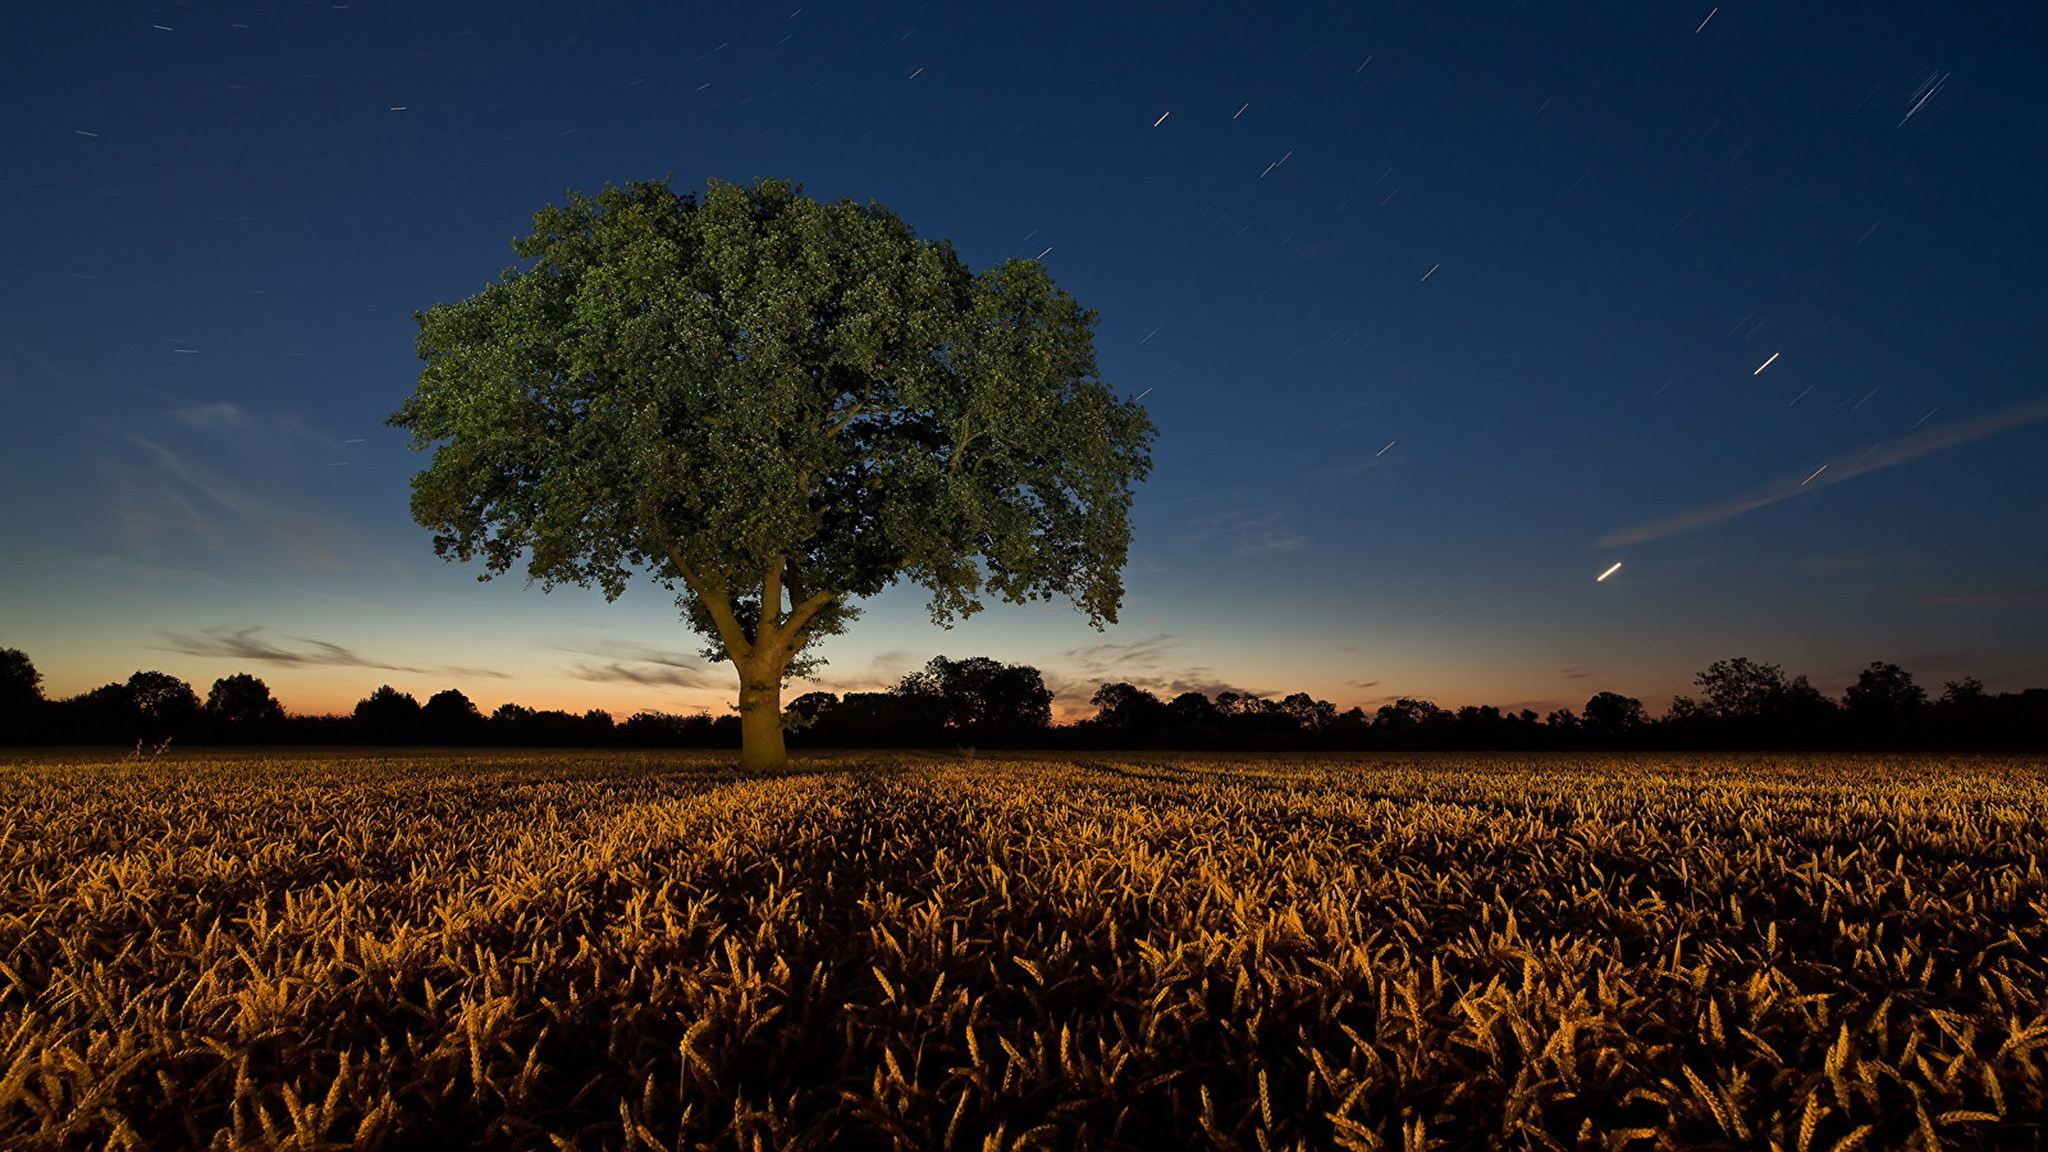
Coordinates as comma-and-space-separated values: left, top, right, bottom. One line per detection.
2, 648, 2043, 751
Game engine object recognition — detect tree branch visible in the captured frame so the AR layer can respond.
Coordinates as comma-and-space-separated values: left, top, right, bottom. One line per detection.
782, 588, 839, 640
670, 546, 753, 661
948, 414, 979, 476
827, 374, 878, 436
763, 555, 786, 628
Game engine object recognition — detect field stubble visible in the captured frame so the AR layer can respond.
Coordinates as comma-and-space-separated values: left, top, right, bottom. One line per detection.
2, 748, 2046, 1150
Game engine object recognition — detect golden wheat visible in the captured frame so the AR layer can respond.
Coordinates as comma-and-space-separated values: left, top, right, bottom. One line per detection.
1, 747, 2044, 1150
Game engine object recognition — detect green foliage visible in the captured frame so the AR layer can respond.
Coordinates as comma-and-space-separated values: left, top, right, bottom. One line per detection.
387, 178, 1154, 687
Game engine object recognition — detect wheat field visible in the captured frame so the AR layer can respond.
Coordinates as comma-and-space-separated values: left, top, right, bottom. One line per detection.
2, 748, 2045, 1150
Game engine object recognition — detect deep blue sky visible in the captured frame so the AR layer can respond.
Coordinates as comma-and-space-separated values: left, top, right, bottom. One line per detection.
4, 0, 2044, 719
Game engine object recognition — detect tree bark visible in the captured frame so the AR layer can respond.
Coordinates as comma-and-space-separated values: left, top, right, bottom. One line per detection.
670, 550, 837, 773
736, 660, 788, 773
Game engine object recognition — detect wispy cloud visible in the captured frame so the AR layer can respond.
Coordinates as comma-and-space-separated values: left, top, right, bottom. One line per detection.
1047, 635, 1261, 708
1115, 669, 1261, 701
88, 395, 388, 572
159, 626, 510, 678
167, 402, 254, 431
1177, 507, 1307, 556
1598, 396, 2048, 548
1919, 586, 2048, 606
571, 662, 716, 688
113, 434, 353, 569
1062, 633, 1178, 677
550, 637, 708, 669
549, 636, 718, 689
805, 650, 928, 695
72, 555, 223, 585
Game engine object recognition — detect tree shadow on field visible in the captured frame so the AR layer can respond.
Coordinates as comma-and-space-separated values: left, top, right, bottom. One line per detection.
511, 761, 1007, 1146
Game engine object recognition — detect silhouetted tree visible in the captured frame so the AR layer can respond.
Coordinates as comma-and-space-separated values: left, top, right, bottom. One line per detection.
420, 689, 485, 744
1087, 682, 1168, 744
1687, 656, 1835, 745
897, 656, 1053, 743
1199, 693, 1300, 745
1281, 692, 1338, 734
0, 648, 40, 708
1375, 698, 1443, 729
66, 682, 142, 743
1581, 692, 1646, 742
804, 691, 926, 746
1927, 677, 2048, 748
1150, 691, 1215, 747
1374, 698, 1447, 748
786, 692, 838, 721
1166, 692, 1220, 725
1326, 706, 1375, 745
205, 673, 285, 739
1942, 677, 1986, 705
1213, 691, 1256, 717
1844, 662, 1925, 716
1777, 675, 1837, 731
127, 671, 202, 741
1839, 661, 1924, 745
483, 703, 612, 746
0, 648, 44, 742
354, 685, 422, 743
486, 703, 535, 743
617, 710, 736, 747
1694, 657, 1791, 720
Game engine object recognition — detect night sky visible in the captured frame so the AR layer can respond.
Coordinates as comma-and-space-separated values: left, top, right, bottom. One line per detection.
5, 1, 2044, 721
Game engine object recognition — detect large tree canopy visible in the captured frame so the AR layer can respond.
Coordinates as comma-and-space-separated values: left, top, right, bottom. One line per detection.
388, 178, 1154, 769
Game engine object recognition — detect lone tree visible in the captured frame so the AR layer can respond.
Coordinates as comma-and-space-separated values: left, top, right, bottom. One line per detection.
388, 178, 1154, 770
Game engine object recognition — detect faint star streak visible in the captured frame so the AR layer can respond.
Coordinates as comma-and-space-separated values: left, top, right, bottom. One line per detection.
1900, 71, 1949, 127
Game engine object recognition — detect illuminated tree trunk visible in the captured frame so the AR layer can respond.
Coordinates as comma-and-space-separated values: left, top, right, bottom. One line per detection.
736, 662, 788, 773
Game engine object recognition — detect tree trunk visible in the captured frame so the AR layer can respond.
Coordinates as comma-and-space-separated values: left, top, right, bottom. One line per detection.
736, 662, 788, 773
